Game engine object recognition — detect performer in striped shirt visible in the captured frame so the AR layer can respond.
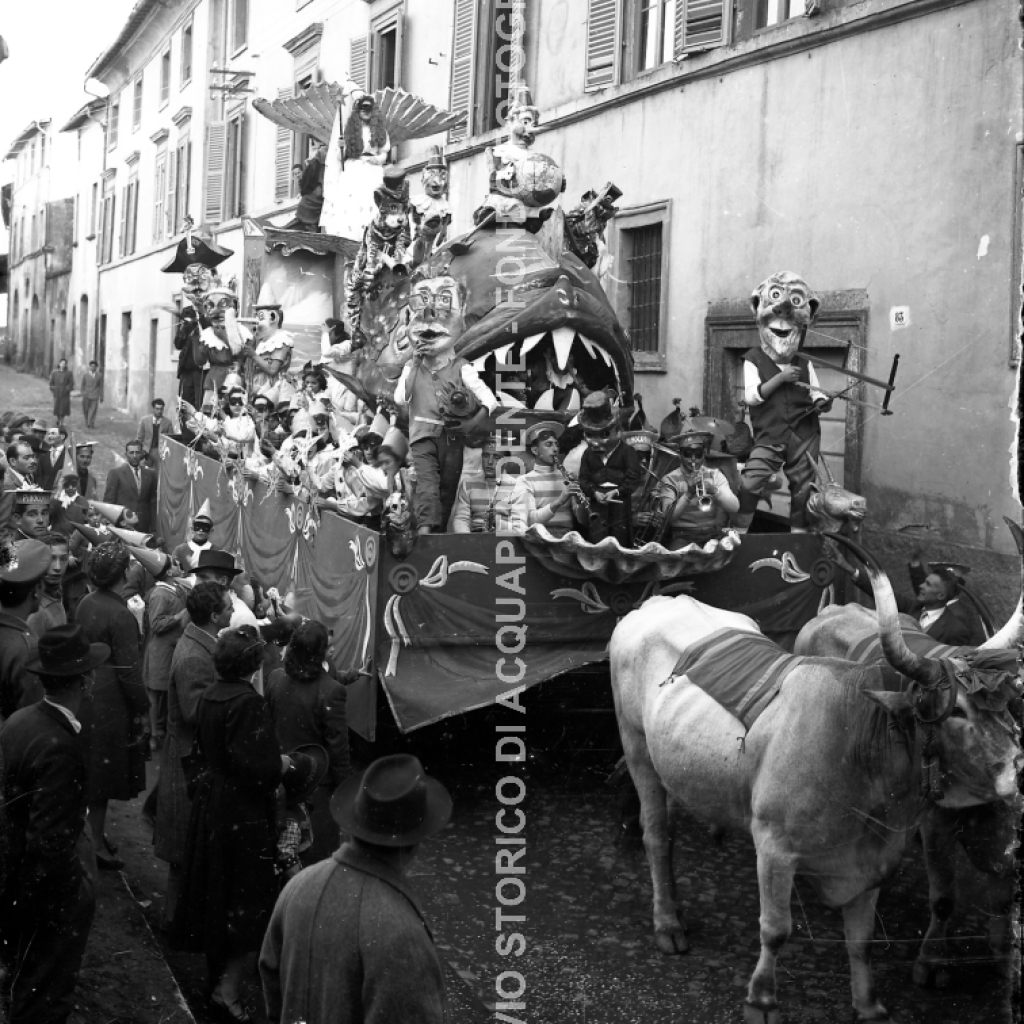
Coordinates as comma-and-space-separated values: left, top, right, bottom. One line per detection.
449, 440, 525, 534
514, 421, 581, 538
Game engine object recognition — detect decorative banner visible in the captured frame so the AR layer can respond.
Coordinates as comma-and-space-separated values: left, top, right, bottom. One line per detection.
159, 441, 832, 737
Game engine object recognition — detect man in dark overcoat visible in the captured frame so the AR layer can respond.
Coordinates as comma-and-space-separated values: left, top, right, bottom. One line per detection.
0, 539, 50, 725
0, 624, 110, 1022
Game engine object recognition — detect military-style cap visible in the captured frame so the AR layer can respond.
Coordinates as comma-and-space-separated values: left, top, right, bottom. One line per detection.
0, 539, 52, 582
622, 429, 657, 453
670, 429, 714, 451
13, 489, 51, 507
75, 441, 97, 450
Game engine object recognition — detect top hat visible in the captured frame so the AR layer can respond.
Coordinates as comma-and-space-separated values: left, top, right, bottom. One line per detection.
194, 548, 242, 578
376, 167, 409, 205
161, 233, 233, 274
283, 743, 329, 804
330, 754, 452, 847
0, 538, 52, 583
578, 392, 619, 432
524, 421, 565, 448
622, 429, 657, 453
424, 145, 448, 172
24, 624, 110, 677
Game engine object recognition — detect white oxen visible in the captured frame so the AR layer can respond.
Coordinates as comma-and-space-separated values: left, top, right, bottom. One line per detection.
794, 536, 1024, 989
610, 563, 1021, 1023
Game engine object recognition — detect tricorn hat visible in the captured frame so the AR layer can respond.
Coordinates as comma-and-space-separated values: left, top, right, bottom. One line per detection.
24, 624, 110, 678
578, 392, 619, 432
161, 233, 233, 274
330, 754, 452, 847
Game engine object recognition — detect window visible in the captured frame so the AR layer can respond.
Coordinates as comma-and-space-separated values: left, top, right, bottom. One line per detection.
607, 201, 671, 370
89, 182, 98, 238
204, 112, 245, 223
181, 18, 193, 86
153, 143, 168, 241
99, 176, 117, 265
172, 134, 192, 233
160, 46, 171, 106
584, 0, 732, 91
754, 0, 806, 29
132, 77, 143, 131
120, 173, 139, 257
231, 0, 249, 54
350, 3, 404, 96
273, 87, 296, 201
107, 99, 120, 150
224, 112, 245, 220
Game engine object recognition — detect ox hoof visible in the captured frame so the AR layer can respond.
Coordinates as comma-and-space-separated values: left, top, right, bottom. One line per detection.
654, 926, 689, 955
912, 961, 951, 989
742, 1001, 781, 1024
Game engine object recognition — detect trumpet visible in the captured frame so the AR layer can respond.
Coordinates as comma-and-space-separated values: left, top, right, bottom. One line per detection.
695, 471, 715, 513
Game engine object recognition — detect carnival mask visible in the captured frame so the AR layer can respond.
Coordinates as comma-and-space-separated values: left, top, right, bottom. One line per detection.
509, 108, 538, 147
256, 308, 281, 341
750, 271, 819, 363
407, 276, 465, 358
421, 166, 449, 200
203, 291, 238, 328
583, 422, 621, 456
376, 197, 408, 235
183, 262, 214, 303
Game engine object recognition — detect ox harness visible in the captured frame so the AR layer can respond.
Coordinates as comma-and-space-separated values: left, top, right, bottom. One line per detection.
660, 627, 806, 732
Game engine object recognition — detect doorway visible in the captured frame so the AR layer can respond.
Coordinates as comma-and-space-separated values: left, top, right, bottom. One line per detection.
98, 313, 108, 401
149, 317, 159, 404
121, 311, 132, 408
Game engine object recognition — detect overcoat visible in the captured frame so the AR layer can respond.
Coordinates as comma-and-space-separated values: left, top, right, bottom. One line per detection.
172, 677, 282, 958
75, 589, 148, 801
49, 369, 74, 419
143, 581, 186, 693
154, 624, 217, 866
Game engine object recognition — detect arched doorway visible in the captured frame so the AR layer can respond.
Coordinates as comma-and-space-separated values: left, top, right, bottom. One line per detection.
79, 295, 90, 360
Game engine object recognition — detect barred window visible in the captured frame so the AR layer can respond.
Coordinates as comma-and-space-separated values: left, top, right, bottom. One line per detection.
625, 223, 663, 354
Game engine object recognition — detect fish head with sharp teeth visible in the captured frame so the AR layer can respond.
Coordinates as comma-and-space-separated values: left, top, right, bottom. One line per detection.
750, 271, 820, 362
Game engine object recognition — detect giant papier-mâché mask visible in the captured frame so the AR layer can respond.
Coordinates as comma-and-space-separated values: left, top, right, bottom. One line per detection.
750, 271, 820, 363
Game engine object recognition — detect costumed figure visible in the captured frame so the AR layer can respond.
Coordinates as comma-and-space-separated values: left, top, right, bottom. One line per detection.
734, 271, 832, 533
656, 429, 739, 549
563, 183, 622, 283
182, 386, 257, 459
320, 88, 391, 239
514, 421, 583, 539
410, 146, 452, 266
200, 281, 252, 403
288, 142, 327, 231
576, 392, 641, 546
393, 271, 500, 534
318, 318, 367, 434
476, 84, 565, 232
243, 283, 294, 399
162, 218, 233, 411
449, 439, 525, 534
345, 169, 412, 337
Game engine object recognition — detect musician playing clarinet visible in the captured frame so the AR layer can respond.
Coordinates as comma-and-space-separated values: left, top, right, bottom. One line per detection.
515, 421, 584, 539
657, 429, 738, 549
734, 271, 832, 533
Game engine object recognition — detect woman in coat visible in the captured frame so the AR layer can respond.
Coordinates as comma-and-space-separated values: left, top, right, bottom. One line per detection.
266, 620, 351, 864
172, 626, 288, 1022
75, 540, 149, 870
48, 358, 74, 427
153, 581, 232, 929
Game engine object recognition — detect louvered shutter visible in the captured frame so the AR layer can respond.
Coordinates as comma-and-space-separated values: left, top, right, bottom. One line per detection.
349, 35, 370, 91
274, 87, 293, 201
585, 0, 620, 92
391, 5, 405, 89
675, 0, 731, 54
153, 153, 165, 241
118, 185, 128, 257
204, 121, 227, 223
448, 0, 476, 143
166, 149, 177, 234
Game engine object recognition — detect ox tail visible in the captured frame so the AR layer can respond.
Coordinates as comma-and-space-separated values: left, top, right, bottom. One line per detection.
979, 516, 1024, 650
822, 532, 943, 688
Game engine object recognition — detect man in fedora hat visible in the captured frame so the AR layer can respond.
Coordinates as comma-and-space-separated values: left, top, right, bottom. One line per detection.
0, 538, 52, 724
0, 624, 109, 1022
261, 754, 450, 1023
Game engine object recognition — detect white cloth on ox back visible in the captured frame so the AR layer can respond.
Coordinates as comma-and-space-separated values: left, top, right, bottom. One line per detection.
661, 626, 806, 732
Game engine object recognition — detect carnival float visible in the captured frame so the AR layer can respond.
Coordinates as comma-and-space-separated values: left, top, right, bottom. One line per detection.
156, 80, 890, 741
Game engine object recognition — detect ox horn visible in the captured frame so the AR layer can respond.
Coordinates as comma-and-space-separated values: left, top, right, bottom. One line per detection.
978, 516, 1024, 651
822, 532, 944, 688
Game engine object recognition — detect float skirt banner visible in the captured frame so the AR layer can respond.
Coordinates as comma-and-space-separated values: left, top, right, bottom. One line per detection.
157, 439, 378, 736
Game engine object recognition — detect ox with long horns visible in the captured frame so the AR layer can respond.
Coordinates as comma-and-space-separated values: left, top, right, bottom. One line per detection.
795, 522, 1024, 989
611, 540, 1021, 1022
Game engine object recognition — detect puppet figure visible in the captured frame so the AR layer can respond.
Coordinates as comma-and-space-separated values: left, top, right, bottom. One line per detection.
410, 146, 452, 266
476, 84, 564, 232
320, 88, 391, 239
393, 271, 499, 534
734, 271, 832, 533
199, 280, 252, 402
576, 392, 641, 546
162, 219, 233, 410
346, 169, 412, 334
563, 183, 622, 291
243, 282, 294, 400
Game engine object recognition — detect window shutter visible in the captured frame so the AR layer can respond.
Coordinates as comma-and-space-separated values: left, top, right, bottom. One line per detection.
349, 35, 370, 91
130, 181, 138, 254
166, 149, 177, 235
675, 0, 731, 54
153, 154, 165, 241
274, 87, 293, 201
448, 0, 476, 143
118, 186, 127, 257
392, 7, 405, 89
204, 121, 227, 223
585, 0, 620, 92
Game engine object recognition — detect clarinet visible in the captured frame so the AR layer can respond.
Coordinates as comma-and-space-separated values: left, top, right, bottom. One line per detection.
554, 457, 603, 535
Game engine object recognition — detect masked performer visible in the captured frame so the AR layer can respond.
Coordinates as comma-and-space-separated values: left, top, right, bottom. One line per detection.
576, 392, 641, 546
734, 272, 831, 533
410, 146, 452, 265
243, 283, 294, 400
200, 283, 251, 403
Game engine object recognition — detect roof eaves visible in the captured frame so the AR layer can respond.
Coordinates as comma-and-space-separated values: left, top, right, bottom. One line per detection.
85, 0, 164, 82
4, 120, 52, 162
60, 99, 107, 133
